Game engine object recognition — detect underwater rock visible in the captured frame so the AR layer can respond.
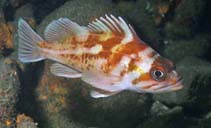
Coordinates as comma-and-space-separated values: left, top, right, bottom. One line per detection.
117, 0, 161, 49
29, 0, 67, 23
164, 0, 206, 39
16, 114, 38, 128
9, 0, 24, 8
0, 0, 6, 9
37, 0, 117, 35
153, 57, 211, 105
0, 8, 5, 23
199, 112, 211, 128
138, 103, 183, 128
34, 61, 86, 128
183, 67, 211, 117
15, 3, 37, 31
35, 60, 152, 128
0, 58, 20, 128
15, 3, 34, 21
0, 23, 14, 56
163, 35, 210, 62
150, 101, 170, 116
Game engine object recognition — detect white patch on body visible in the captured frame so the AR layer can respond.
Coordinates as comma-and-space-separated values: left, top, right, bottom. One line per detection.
118, 17, 133, 44
130, 54, 137, 58
90, 44, 103, 54
42, 44, 103, 56
111, 55, 131, 76
136, 48, 159, 73
95, 58, 107, 70
116, 71, 141, 91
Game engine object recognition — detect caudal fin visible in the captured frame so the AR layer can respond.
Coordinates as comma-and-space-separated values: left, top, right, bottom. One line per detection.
18, 18, 44, 63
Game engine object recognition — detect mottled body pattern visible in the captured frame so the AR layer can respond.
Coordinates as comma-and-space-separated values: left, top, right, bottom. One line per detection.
38, 31, 147, 74
18, 15, 183, 98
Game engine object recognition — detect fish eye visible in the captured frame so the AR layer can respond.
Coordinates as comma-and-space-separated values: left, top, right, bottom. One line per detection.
154, 70, 163, 77
150, 67, 166, 81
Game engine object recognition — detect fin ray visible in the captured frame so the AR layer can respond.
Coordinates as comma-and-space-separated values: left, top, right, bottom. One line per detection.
18, 18, 44, 63
44, 18, 89, 42
50, 63, 81, 78
87, 14, 136, 44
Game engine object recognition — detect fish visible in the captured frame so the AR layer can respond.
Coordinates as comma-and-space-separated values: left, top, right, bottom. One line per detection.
18, 14, 183, 98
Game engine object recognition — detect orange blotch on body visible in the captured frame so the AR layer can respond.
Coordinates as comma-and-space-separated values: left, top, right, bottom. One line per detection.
106, 39, 148, 73
132, 73, 152, 85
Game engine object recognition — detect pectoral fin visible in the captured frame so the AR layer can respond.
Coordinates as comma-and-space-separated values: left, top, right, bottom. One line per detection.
82, 72, 124, 92
50, 63, 81, 78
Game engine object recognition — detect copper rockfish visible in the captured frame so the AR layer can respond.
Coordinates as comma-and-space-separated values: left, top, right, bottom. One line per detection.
18, 14, 183, 98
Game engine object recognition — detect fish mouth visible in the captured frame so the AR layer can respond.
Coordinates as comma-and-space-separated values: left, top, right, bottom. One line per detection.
170, 77, 183, 91
154, 77, 183, 93
170, 78, 183, 91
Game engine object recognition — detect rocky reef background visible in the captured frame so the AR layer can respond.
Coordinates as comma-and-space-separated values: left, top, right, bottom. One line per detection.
0, 0, 211, 127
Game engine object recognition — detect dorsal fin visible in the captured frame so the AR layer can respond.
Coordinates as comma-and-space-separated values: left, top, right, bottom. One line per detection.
87, 14, 137, 44
44, 18, 89, 43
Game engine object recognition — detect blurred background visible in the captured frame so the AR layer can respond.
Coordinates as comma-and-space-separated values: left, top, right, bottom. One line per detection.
0, 0, 211, 127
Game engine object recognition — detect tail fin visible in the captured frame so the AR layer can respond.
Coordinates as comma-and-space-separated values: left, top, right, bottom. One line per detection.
18, 18, 44, 63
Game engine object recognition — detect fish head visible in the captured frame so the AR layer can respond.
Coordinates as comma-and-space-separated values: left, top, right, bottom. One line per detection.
132, 57, 183, 93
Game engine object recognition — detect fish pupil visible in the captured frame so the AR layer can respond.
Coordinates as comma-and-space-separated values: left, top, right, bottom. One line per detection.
154, 70, 162, 78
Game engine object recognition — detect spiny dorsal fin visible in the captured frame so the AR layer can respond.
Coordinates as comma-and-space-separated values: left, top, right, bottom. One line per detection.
87, 14, 137, 44
44, 18, 89, 43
